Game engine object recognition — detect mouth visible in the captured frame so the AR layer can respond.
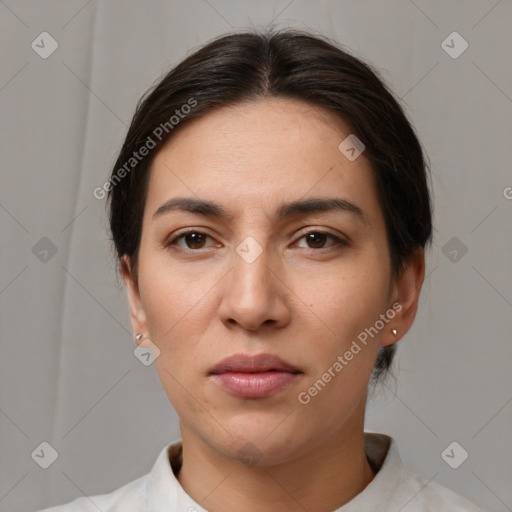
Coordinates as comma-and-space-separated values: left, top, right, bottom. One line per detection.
210, 352, 301, 374
209, 353, 302, 399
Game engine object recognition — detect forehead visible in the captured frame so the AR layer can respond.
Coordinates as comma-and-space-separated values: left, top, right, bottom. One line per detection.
146, 97, 381, 224
154, 97, 354, 168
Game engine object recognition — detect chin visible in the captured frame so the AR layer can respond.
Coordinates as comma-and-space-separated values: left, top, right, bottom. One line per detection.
211, 416, 310, 467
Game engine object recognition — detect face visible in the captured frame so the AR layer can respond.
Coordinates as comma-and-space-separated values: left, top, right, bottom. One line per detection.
123, 97, 423, 465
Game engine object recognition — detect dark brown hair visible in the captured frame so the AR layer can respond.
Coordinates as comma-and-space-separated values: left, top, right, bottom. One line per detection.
107, 29, 432, 384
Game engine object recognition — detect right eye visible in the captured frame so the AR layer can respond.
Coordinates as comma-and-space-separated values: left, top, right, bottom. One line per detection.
165, 230, 220, 251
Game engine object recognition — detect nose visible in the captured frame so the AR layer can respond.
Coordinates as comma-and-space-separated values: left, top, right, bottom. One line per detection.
218, 244, 291, 332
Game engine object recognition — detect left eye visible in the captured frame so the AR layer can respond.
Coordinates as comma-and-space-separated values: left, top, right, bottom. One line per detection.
296, 231, 345, 249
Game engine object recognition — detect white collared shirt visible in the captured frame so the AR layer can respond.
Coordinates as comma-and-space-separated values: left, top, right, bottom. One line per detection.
37, 432, 485, 511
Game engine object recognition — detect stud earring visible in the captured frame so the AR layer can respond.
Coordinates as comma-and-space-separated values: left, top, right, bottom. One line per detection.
391, 329, 398, 336
135, 333, 143, 341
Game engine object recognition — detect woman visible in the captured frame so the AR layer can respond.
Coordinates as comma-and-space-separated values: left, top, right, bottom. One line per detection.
39, 29, 484, 511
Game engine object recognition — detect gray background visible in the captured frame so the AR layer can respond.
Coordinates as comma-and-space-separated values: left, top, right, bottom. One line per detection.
1, 1, 511, 511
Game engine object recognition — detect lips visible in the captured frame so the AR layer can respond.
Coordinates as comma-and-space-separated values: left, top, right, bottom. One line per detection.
210, 353, 301, 375
209, 353, 302, 399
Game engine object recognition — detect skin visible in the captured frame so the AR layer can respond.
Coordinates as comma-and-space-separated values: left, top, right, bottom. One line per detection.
122, 97, 425, 512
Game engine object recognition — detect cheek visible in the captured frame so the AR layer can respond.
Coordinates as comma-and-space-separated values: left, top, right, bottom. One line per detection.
140, 262, 207, 404
307, 262, 390, 335
296, 271, 385, 413
299, 260, 390, 383
137, 254, 223, 399
139, 252, 214, 337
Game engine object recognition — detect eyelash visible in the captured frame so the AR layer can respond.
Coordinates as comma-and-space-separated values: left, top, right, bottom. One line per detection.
164, 229, 349, 252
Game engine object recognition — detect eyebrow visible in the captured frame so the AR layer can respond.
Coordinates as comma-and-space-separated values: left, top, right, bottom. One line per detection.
152, 196, 367, 224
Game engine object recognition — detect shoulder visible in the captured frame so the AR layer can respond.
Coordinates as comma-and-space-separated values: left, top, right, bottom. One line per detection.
33, 440, 181, 512
401, 471, 486, 511
361, 432, 486, 512
33, 440, 184, 512
35, 473, 149, 512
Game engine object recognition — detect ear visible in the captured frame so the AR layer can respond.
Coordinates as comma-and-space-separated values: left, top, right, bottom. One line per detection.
121, 255, 152, 349
381, 247, 425, 347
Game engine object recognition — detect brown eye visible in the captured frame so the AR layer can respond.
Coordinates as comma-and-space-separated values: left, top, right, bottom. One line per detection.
296, 231, 347, 250
184, 232, 207, 249
305, 232, 329, 249
166, 231, 216, 250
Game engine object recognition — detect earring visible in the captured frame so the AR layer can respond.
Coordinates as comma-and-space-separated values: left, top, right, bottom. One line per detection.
135, 333, 143, 341
391, 329, 398, 336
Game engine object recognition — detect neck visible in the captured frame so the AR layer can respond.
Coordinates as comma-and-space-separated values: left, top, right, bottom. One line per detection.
176, 415, 375, 512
